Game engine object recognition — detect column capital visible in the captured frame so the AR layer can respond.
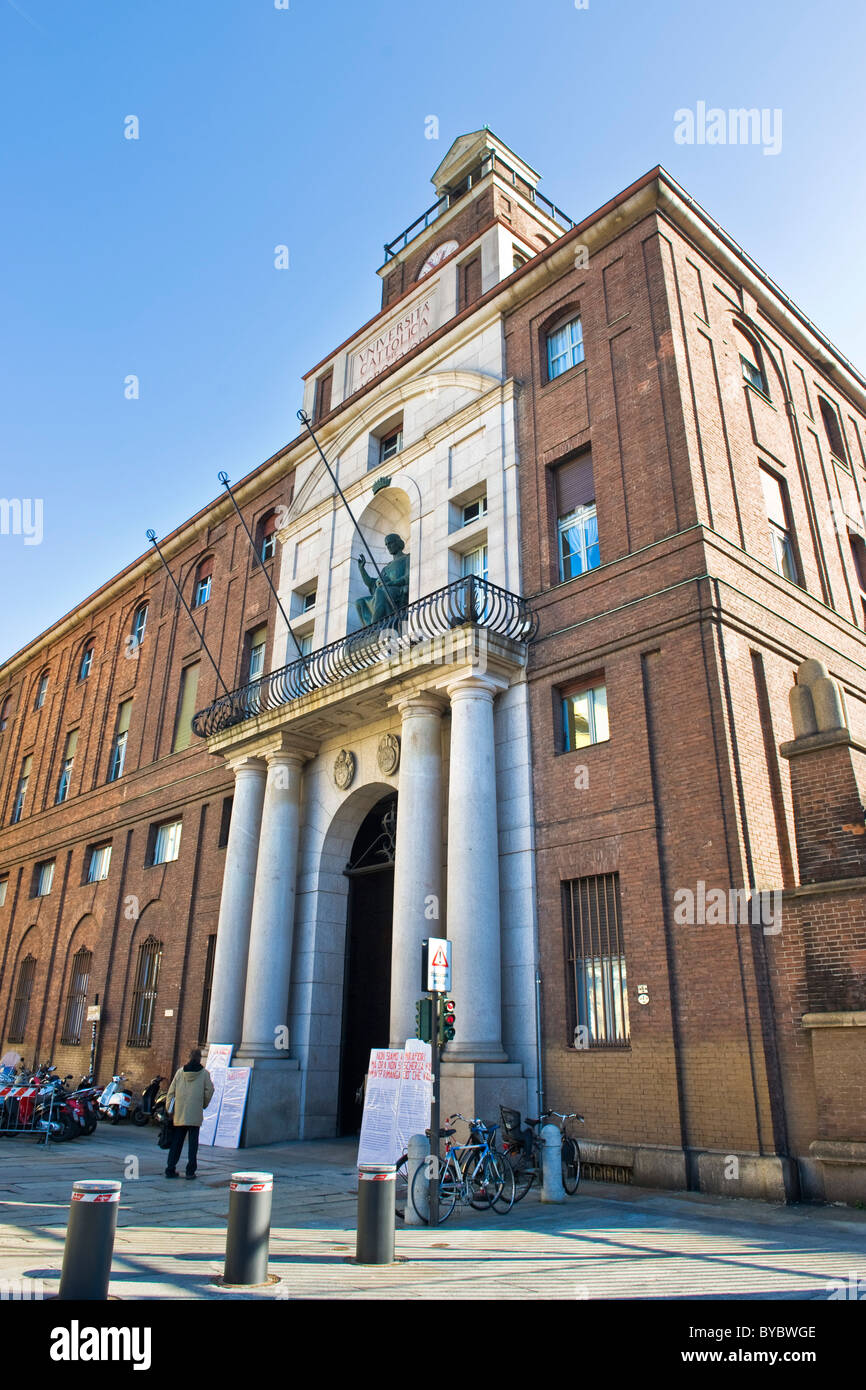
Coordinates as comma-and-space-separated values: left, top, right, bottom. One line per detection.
251, 731, 320, 765
394, 691, 448, 718
445, 673, 508, 702
226, 753, 268, 777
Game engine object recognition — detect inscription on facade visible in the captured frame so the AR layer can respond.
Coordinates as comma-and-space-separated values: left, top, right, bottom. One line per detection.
351, 295, 434, 391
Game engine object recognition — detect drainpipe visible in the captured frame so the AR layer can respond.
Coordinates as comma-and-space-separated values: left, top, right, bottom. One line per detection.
535, 969, 544, 1120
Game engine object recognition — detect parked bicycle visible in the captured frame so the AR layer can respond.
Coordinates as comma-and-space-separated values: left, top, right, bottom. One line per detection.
410, 1114, 515, 1224
500, 1105, 584, 1200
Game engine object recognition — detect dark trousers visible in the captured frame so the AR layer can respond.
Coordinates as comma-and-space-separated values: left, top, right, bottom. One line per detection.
166, 1124, 200, 1175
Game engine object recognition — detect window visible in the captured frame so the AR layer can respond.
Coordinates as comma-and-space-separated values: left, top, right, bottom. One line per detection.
563, 873, 629, 1048
34, 672, 49, 710
87, 843, 112, 883
302, 589, 317, 612
152, 820, 182, 865
0, 876, 8, 907
198, 934, 217, 1046
218, 796, 233, 849
127, 936, 162, 1047
739, 336, 769, 397
458, 255, 482, 312
172, 663, 200, 753
78, 644, 94, 680
313, 369, 333, 423
298, 632, 314, 656
461, 545, 489, 581
247, 626, 267, 681
379, 428, 402, 463
108, 700, 132, 782
34, 860, 55, 897
12, 755, 32, 824
0, 696, 11, 731
513, 248, 528, 271
760, 467, 798, 582
547, 315, 584, 381
56, 728, 78, 804
8, 954, 36, 1042
60, 947, 92, 1045
259, 511, 278, 562
819, 397, 848, 464
461, 496, 488, 527
849, 532, 866, 625
562, 682, 609, 751
131, 603, 148, 647
555, 452, 598, 581
193, 558, 213, 608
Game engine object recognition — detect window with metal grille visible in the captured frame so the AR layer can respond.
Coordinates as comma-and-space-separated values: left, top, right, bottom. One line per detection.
563, 873, 630, 1048
127, 936, 162, 1047
198, 934, 217, 1046
60, 947, 92, 1045
8, 954, 36, 1042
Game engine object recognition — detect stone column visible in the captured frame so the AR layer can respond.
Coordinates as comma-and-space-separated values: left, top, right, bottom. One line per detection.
445, 675, 507, 1061
389, 694, 445, 1047
207, 756, 267, 1047
238, 746, 307, 1058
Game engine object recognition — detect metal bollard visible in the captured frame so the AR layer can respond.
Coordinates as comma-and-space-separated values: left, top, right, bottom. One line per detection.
58, 1180, 122, 1300
405, 1134, 427, 1227
356, 1163, 395, 1263
223, 1171, 273, 1285
540, 1124, 565, 1203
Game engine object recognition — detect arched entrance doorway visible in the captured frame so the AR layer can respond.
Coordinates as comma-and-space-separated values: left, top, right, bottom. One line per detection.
337, 792, 397, 1134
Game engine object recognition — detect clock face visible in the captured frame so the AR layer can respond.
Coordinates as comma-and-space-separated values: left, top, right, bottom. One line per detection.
417, 240, 459, 279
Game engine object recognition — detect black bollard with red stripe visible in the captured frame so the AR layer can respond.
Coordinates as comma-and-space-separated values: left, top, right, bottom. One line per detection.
356, 1163, 396, 1264
57, 1180, 122, 1300
223, 1171, 273, 1285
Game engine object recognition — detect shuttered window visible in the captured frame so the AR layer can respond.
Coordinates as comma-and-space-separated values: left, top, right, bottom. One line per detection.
56, 728, 79, 803
108, 700, 132, 781
172, 663, 200, 753
127, 937, 162, 1047
555, 453, 598, 581
61, 947, 92, 1045
459, 256, 482, 312
314, 370, 333, 422
12, 754, 32, 823
563, 874, 629, 1048
8, 954, 37, 1043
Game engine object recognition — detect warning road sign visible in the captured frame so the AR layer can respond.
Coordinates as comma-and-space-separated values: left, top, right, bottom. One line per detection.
424, 937, 452, 992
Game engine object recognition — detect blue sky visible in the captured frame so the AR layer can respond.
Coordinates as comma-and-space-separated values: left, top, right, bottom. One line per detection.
1, 0, 864, 663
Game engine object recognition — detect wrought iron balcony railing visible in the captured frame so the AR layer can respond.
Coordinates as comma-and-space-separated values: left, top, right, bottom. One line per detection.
192, 576, 539, 739
382, 150, 575, 261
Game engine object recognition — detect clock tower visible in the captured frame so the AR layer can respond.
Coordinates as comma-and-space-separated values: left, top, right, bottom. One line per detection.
378, 128, 575, 314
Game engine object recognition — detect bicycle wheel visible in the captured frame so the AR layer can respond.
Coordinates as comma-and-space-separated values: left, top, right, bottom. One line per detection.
491, 1151, 516, 1213
506, 1147, 536, 1202
410, 1154, 458, 1225
467, 1152, 505, 1210
394, 1154, 408, 1220
562, 1137, 581, 1195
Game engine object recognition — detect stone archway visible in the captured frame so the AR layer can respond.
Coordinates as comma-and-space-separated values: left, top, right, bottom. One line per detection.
291, 779, 397, 1138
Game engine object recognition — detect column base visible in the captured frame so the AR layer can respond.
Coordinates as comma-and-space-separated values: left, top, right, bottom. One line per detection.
231, 1055, 301, 1147
440, 1059, 525, 1127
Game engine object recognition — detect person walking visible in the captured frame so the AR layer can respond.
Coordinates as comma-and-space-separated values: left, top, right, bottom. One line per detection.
164, 1048, 214, 1180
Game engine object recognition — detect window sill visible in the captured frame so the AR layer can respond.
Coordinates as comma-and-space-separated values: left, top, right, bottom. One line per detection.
543, 362, 587, 392
743, 380, 774, 408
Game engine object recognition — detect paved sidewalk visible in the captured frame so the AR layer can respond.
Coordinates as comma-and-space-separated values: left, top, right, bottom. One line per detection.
1, 1126, 864, 1299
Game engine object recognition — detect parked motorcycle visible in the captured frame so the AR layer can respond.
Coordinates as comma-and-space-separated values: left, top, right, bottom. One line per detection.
133, 1075, 166, 1126
97, 1073, 135, 1123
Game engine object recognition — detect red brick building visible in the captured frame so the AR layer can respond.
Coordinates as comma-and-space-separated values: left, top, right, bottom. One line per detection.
1, 134, 863, 1198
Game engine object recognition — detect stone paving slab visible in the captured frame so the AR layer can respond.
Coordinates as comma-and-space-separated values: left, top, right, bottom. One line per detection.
2, 1126, 865, 1300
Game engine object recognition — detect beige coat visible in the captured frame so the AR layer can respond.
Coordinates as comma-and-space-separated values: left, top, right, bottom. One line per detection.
166, 1064, 214, 1128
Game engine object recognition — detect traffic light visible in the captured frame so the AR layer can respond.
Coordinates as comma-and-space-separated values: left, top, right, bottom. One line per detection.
415, 997, 433, 1043
440, 999, 456, 1048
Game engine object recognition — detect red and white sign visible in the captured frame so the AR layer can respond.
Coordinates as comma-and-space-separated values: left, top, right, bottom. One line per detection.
426, 937, 452, 992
